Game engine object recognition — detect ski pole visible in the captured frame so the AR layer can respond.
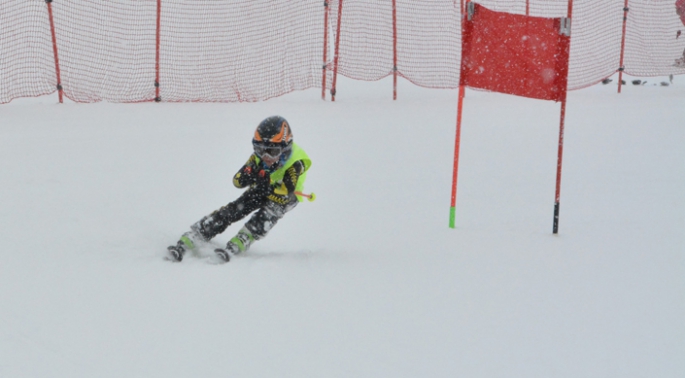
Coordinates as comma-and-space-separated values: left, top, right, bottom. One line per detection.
295, 191, 316, 202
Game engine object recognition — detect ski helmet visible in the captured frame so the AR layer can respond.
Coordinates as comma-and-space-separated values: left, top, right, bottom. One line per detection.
252, 116, 293, 167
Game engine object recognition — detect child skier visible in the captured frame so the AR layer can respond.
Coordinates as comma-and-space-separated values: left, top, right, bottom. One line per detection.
167, 116, 312, 263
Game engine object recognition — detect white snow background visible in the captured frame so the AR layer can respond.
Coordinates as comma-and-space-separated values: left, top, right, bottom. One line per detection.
1, 75, 683, 377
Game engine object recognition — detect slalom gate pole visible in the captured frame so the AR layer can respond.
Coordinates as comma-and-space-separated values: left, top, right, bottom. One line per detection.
617, 0, 630, 94
553, 97, 567, 234
155, 0, 162, 102
553, 0, 574, 234
322, 1, 329, 100
392, 0, 398, 100
331, 0, 344, 102
449, 85, 466, 228
45, 0, 63, 103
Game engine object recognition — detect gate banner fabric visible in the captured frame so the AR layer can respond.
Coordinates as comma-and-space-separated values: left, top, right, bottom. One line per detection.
460, 2, 570, 102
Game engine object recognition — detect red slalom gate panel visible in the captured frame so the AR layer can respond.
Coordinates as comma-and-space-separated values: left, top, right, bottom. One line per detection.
460, 2, 570, 102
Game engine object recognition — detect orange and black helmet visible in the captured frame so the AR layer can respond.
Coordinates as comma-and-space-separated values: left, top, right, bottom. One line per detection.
252, 116, 293, 164
253, 116, 293, 147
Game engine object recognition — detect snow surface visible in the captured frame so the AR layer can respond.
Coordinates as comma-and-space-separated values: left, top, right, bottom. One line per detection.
1, 75, 683, 377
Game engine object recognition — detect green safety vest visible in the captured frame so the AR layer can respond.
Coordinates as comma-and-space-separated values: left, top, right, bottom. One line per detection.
255, 143, 311, 202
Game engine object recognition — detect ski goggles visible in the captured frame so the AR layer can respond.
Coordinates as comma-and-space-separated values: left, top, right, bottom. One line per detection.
253, 143, 284, 158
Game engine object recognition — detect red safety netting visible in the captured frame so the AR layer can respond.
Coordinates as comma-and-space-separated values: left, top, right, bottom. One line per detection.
1, 0, 684, 104
1, 0, 323, 103
326, 0, 462, 89
0, 0, 56, 104
327, 0, 684, 93
51, 0, 158, 103
624, 0, 685, 76
159, 1, 323, 102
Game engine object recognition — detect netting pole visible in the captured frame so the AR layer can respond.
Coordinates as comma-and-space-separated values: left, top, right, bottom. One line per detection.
154, 0, 162, 102
322, 1, 330, 100
526, 0, 530, 15
392, 0, 398, 100
553, 0, 574, 234
331, 0, 343, 102
45, 0, 63, 104
617, 0, 629, 94
449, 85, 465, 228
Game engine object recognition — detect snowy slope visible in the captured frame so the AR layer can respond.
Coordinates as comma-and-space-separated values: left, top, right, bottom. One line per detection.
0, 75, 683, 377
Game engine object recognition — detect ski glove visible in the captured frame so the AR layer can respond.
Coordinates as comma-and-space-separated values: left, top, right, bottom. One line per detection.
233, 165, 256, 188
255, 168, 271, 187
233, 155, 264, 188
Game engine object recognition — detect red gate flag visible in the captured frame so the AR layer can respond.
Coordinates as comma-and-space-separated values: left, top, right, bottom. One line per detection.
450, 2, 573, 232
460, 2, 571, 102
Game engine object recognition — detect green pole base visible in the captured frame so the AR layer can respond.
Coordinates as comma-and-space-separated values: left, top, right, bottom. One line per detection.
449, 206, 456, 228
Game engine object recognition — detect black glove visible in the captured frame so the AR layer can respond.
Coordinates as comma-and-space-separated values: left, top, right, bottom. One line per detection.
234, 163, 259, 187
254, 168, 271, 188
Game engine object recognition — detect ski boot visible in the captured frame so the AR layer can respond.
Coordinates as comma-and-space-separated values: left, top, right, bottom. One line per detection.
214, 227, 255, 263
166, 231, 202, 262
166, 241, 186, 262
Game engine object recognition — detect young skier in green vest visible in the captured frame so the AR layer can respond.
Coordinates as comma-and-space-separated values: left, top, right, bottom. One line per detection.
167, 116, 312, 263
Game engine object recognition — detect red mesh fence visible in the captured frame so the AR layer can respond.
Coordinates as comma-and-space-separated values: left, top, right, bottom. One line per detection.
326, 0, 461, 89
1, 0, 323, 103
159, 1, 323, 102
1, 0, 684, 104
327, 0, 685, 92
624, 0, 685, 76
0, 1, 56, 103
52, 0, 158, 103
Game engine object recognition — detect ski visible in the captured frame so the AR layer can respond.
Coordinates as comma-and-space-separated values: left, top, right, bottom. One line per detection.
164, 241, 233, 264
